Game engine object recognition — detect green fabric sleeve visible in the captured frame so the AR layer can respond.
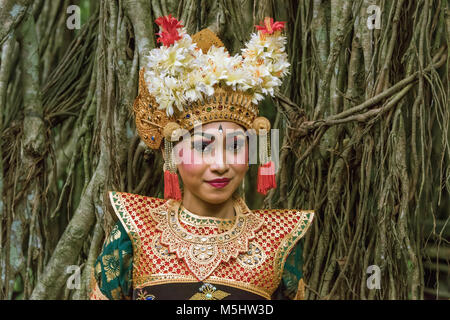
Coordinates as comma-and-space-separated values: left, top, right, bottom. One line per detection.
93, 221, 133, 300
280, 240, 304, 299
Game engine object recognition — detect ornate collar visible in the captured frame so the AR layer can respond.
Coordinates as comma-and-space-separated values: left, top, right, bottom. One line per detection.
179, 205, 235, 231
152, 197, 264, 281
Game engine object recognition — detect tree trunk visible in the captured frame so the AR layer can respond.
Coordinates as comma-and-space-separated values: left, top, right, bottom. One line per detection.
0, 0, 448, 300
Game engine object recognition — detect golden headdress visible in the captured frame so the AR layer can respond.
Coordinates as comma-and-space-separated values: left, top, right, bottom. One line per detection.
132, 15, 289, 199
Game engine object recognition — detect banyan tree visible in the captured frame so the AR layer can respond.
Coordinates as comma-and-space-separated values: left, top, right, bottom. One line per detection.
0, 0, 448, 299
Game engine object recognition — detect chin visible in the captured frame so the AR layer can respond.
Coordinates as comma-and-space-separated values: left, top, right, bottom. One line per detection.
199, 190, 234, 205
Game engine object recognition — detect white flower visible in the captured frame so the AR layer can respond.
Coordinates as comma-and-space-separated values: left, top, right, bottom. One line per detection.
226, 68, 254, 90
206, 46, 232, 81
142, 26, 289, 115
251, 92, 265, 104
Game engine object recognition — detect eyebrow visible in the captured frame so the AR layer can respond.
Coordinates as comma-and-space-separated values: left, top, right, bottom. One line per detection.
192, 131, 246, 138
227, 131, 245, 138
193, 132, 214, 139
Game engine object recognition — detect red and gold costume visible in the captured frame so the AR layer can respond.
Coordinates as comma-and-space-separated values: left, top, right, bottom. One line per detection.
90, 191, 313, 300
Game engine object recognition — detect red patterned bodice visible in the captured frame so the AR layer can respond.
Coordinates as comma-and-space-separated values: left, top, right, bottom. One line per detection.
109, 191, 313, 300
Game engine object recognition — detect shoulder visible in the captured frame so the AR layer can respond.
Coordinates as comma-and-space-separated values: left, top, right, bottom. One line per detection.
108, 191, 167, 212
108, 191, 167, 226
250, 208, 314, 280
251, 208, 314, 241
107, 191, 168, 245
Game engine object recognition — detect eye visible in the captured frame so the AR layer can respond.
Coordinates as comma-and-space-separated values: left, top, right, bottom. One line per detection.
192, 140, 213, 153
227, 139, 245, 152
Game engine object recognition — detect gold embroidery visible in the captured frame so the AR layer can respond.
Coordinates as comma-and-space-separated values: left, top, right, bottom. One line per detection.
136, 292, 156, 300
108, 191, 315, 300
95, 261, 101, 274
122, 250, 132, 270
207, 277, 269, 299
273, 211, 314, 282
110, 287, 122, 299
179, 206, 235, 229
189, 283, 230, 300
154, 197, 264, 281
134, 276, 198, 289
152, 236, 175, 260
133, 275, 270, 300
90, 282, 109, 300
108, 191, 145, 289
237, 241, 266, 269
107, 224, 121, 244
102, 249, 120, 282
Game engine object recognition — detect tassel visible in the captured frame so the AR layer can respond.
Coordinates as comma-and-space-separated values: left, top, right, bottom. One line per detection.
163, 139, 182, 201
171, 171, 182, 200
257, 128, 276, 196
164, 170, 182, 201
257, 161, 276, 195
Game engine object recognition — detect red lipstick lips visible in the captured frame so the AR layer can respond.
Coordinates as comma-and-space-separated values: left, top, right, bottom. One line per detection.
206, 178, 230, 189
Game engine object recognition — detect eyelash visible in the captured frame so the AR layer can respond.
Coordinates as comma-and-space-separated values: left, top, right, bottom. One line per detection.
191, 140, 245, 153
229, 140, 244, 152
194, 141, 212, 153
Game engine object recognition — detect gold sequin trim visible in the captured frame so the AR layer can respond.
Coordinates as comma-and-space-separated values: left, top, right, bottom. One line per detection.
273, 210, 315, 282
152, 197, 264, 281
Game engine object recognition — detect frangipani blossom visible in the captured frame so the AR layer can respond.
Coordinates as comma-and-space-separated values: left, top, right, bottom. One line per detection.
144, 15, 290, 116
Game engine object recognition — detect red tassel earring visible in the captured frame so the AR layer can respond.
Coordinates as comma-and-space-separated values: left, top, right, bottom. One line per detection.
257, 129, 276, 195
163, 139, 182, 201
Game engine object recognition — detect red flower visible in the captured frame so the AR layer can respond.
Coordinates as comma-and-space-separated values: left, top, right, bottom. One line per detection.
255, 17, 286, 35
155, 14, 184, 46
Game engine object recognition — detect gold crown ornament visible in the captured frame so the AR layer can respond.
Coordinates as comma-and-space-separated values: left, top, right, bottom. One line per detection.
133, 15, 290, 200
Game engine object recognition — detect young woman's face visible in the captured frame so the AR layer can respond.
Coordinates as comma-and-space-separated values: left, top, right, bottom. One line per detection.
174, 121, 249, 204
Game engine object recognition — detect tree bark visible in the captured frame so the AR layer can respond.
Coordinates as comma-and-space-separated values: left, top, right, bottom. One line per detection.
0, 0, 448, 300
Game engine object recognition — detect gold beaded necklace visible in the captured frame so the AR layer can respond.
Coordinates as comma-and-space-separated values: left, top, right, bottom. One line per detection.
179, 204, 236, 232
155, 196, 264, 280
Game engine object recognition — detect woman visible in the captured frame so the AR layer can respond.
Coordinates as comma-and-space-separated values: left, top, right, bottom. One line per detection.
90, 15, 314, 300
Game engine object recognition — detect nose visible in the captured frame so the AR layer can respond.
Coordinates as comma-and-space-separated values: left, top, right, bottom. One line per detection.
209, 146, 229, 174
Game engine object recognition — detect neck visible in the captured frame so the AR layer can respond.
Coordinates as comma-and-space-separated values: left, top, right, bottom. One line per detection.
181, 191, 236, 220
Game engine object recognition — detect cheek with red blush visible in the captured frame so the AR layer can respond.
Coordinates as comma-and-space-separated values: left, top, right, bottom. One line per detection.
175, 142, 192, 165
176, 144, 205, 176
